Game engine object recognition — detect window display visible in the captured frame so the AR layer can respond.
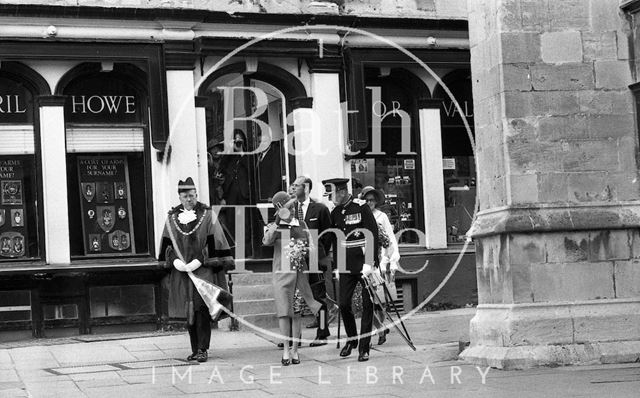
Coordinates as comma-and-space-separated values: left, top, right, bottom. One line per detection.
76, 156, 135, 256
0, 156, 39, 260
352, 157, 420, 243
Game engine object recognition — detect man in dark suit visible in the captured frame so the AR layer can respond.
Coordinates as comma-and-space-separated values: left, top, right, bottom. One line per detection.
323, 177, 379, 362
291, 175, 336, 346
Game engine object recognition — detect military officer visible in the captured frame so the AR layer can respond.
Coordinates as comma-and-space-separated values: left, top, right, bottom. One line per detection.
322, 178, 379, 362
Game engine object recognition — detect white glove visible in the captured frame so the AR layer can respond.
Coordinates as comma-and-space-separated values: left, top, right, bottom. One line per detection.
361, 263, 374, 277
173, 258, 187, 272
185, 259, 202, 272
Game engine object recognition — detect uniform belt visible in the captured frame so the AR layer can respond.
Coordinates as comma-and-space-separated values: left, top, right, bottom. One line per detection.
340, 239, 367, 248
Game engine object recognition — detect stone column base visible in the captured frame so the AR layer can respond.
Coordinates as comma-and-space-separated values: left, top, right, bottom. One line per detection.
460, 299, 640, 369
460, 341, 640, 370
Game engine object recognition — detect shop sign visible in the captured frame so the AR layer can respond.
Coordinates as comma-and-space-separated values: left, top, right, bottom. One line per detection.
77, 156, 135, 256
0, 77, 33, 124
0, 157, 28, 258
403, 159, 415, 170
443, 158, 456, 170
64, 76, 141, 124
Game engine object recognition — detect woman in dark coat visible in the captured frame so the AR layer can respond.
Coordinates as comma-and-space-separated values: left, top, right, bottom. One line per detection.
263, 191, 321, 365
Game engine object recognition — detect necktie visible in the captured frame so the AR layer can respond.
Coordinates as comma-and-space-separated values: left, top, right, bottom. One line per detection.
298, 202, 304, 221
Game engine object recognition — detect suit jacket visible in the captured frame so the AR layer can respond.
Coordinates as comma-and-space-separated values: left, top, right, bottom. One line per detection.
294, 199, 332, 270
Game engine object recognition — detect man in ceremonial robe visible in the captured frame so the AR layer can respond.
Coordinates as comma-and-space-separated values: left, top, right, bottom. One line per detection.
158, 177, 234, 363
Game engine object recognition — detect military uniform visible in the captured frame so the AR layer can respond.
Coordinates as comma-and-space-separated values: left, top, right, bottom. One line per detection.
323, 178, 379, 360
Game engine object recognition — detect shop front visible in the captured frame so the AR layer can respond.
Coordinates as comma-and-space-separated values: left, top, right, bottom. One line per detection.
0, 6, 475, 339
0, 41, 169, 339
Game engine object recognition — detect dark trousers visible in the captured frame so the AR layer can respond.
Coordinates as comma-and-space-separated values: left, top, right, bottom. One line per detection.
339, 273, 373, 354
309, 271, 329, 338
188, 290, 212, 353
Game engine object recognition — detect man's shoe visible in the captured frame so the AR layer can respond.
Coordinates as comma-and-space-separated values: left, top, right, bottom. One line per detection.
358, 352, 369, 362
196, 349, 208, 363
377, 329, 390, 345
306, 318, 319, 329
339, 342, 354, 357
187, 352, 197, 361
310, 337, 328, 347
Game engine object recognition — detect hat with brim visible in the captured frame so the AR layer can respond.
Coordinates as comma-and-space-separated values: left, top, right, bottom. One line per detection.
322, 178, 350, 196
360, 186, 384, 205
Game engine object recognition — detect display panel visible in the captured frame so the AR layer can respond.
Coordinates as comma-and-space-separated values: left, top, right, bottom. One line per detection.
76, 156, 135, 256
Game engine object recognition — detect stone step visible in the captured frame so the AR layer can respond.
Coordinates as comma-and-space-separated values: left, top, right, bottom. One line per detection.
232, 284, 274, 300
238, 313, 279, 330
229, 272, 272, 285
234, 298, 276, 315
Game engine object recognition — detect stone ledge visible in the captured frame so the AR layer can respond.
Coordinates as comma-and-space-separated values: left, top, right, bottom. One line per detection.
469, 202, 640, 238
460, 341, 640, 370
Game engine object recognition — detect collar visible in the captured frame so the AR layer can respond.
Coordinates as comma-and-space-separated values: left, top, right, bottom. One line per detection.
336, 195, 353, 210
169, 201, 208, 215
300, 197, 310, 207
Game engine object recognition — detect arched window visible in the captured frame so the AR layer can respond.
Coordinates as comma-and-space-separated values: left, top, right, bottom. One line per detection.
0, 63, 48, 262
199, 62, 306, 259
60, 63, 151, 258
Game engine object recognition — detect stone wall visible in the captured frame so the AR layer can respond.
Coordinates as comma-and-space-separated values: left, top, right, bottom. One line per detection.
0, 0, 468, 19
463, 0, 640, 368
469, 0, 636, 211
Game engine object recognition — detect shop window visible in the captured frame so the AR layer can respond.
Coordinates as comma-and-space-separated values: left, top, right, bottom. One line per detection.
0, 74, 42, 262
90, 285, 155, 317
0, 290, 31, 322
204, 73, 291, 259
43, 304, 78, 320
62, 64, 151, 258
351, 68, 423, 244
66, 153, 149, 257
434, 71, 476, 244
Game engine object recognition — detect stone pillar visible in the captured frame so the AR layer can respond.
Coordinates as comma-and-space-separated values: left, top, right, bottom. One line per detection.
37, 96, 70, 264
295, 65, 349, 202
195, 96, 210, 205
418, 99, 447, 249
152, 68, 199, 255
461, 0, 640, 369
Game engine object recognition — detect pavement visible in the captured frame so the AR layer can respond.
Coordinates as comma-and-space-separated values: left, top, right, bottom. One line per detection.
0, 308, 639, 397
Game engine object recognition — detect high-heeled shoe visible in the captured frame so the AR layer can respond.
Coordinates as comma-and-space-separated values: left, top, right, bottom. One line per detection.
291, 353, 300, 365
281, 356, 291, 366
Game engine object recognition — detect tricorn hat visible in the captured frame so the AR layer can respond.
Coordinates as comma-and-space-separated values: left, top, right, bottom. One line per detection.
178, 177, 196, 193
